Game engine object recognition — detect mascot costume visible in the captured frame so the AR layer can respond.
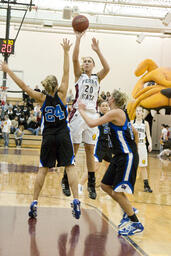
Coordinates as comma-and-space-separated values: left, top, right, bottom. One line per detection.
127, 59, 171, 120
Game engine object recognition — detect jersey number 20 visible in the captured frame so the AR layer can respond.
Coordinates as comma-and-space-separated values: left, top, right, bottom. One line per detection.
45, 105, 65, 122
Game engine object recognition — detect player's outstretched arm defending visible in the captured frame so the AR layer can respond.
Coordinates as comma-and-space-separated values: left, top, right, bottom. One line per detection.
0, 61, 45, 105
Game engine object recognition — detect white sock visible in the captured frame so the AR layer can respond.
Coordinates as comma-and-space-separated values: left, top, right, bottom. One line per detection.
78, 184, 83, 195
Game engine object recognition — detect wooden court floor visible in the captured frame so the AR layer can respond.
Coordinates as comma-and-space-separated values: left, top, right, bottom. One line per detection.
0, 147, 171, 256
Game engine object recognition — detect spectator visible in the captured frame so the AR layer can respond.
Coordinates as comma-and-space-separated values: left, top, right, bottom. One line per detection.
100, 91, 106, 100
106, 91, 111, 100
3, 102, 9, 112
27, 115, 40, 136
13, 102, 20, 114
6, 106, 14, 120
14, 125, 24, 148
1, 115, 11, 148
160, 124, 168, 152
23, 105, 29, 117
15, 106, 21, 119
11, 116, 19, 134
34, 103, 41, 117
19, 101, 24, 111
19, 113, 27, 129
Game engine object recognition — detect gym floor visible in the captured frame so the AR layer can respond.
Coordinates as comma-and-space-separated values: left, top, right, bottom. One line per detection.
0, 147, 171, 256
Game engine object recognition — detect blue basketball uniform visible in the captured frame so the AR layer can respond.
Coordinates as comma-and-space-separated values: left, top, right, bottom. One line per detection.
101, 114, 139, 194
40, 92, 74, 168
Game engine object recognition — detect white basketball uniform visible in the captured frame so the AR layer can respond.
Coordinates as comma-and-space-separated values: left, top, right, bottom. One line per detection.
69, 73, 99, 144
133, 120, 148, 167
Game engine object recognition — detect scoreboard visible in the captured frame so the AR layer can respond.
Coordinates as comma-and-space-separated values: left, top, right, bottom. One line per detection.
0, 38, 15, 54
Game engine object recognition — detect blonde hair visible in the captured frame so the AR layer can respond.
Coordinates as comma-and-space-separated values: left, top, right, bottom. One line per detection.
41, 75, 58, 94
112, 89, 128, 109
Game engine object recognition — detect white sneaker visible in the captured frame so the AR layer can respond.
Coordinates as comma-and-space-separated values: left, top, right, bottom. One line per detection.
78, 184, 83, 195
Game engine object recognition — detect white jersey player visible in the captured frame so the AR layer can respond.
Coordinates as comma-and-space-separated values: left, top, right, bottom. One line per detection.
61, 31, 110, 200
132, 106, 153, 192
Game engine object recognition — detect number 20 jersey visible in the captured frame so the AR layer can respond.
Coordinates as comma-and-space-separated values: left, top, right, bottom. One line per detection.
72, 73, 100, 111
41, 92, 68, 136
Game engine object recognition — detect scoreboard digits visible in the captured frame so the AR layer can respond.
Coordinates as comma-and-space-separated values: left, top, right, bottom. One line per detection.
0, 38, 15, 55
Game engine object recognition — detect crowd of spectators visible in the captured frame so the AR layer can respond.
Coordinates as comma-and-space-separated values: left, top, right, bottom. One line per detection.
0, 85, 42, 148
2, 85, 169, 151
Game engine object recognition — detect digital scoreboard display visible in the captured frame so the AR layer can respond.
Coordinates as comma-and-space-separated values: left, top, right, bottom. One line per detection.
0, 38, 15, 54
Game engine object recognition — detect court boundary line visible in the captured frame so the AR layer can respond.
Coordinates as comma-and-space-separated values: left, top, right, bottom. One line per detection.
0, 193, 148, 256
85, 202, 149, 256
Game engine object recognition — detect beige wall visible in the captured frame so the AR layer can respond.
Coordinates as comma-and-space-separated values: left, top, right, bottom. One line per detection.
1, 25, 171, 98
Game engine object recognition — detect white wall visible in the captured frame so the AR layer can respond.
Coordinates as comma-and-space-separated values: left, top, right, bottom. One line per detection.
1, 24, 171, 98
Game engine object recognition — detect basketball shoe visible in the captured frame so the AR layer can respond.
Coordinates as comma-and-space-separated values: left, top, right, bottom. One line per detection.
118, 207, 138, 229
144, 185, 153, 193
71, 199, 81, 219
61, 176, 71, 197
118, 222, 144, 236
88, 178, 96, 199
28, 201, 38, 218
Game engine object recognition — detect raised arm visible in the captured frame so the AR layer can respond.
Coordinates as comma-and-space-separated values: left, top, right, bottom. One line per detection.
78, 101, 116, 128
91, 38, 110, 82
145, 121, 152, 152
72, 32, 85, 80
0, 61, 45, 105
58, 38, 72, 103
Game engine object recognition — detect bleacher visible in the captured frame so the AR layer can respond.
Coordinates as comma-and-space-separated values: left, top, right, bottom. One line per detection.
0, 129, 42, 148
0, 96, 42, 148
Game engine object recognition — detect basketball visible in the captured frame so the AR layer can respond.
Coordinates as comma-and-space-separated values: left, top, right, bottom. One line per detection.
72, 15, 89, 32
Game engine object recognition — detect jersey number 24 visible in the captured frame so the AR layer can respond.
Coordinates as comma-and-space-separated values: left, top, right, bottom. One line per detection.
45, 105, 65, 122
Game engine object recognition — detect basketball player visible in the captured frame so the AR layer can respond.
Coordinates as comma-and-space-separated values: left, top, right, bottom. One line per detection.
78, 100, 112, 191
0, 39, 81, 220
78, 90, 144, 236
94, 100, 113, 167
132, 106, 153, 193
61, 31, 110, 200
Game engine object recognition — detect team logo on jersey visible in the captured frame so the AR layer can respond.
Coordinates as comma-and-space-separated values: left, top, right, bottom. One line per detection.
92, 134, 96, 140
121, 184, 127, 190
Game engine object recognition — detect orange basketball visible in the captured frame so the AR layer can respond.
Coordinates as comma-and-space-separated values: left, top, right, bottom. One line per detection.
72, 15, 89, 32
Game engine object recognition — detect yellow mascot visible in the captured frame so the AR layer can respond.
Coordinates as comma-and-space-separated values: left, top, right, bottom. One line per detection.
127, 59, 171, 120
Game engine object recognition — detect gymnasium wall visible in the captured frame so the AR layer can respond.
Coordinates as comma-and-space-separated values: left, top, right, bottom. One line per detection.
1, 24, 171, 99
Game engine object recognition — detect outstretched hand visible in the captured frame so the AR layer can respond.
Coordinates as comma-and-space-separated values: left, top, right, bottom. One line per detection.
0, 61, 8, 72
60, 38, 72, 52
74, 30, 86, 39
78, 100, 86, 111
91, 38, 100, 52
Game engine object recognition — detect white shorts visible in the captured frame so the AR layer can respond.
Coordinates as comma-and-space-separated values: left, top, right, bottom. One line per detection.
138, 144, 148, 167
69, 109, 99, 144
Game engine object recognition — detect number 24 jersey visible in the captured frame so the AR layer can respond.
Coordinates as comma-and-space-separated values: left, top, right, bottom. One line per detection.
41, 92, 68, 135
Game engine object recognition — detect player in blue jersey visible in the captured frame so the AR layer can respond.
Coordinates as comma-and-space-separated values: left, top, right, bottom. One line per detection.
78, 89, 144, 236
78, 100, 112, 190
0, 39, 81, 220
